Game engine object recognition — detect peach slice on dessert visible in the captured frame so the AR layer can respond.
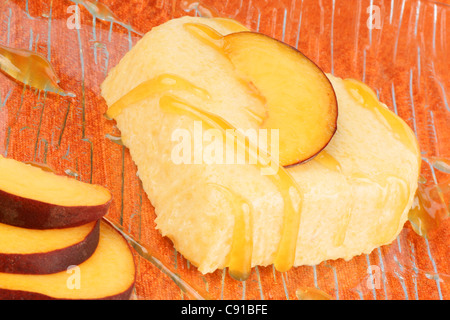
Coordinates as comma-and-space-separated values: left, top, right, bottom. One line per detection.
0, 221, 99, 274
0, 220, 136, 300
183, 23, 338, 166
0, 156, 112, 229
224, 32, 338, 166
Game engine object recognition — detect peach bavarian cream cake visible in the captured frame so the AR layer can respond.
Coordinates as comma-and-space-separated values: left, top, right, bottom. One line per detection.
101, 16, 420, 281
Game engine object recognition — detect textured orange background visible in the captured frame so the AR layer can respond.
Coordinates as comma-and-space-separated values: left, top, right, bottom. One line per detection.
0, 0, 448, 300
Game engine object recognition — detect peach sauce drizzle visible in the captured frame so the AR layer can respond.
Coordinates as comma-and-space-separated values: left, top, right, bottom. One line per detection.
0, 44, 74, 97
207, 183, 253, 281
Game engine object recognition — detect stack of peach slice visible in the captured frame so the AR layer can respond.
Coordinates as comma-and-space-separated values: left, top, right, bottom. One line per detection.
0, 156, 135, 300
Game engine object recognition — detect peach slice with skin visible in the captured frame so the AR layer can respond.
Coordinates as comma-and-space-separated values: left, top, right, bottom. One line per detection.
0, 219, 136, 300
0, 156, 112, 229
224, 32, 338, 166
0, 221, 99, 275
183, 24, 338, 166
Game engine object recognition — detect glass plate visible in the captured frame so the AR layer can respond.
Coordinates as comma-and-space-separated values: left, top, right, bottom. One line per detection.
0, 0, 448, 300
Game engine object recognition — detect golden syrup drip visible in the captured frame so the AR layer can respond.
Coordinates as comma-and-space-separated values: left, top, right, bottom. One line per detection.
344, 79, 421, 244
212, 17, 250, 32
343, 79, 420, 164
408, 181, 449, 238
208, 183, 253, 281
411, 159, 450, 238
0, 44, 74, 97
105, 133, 124, 146
304, 144, 411, 246
106, 73, 210, 119
77, 0, 120, 21
295, 287, 333, 300
184, 22, 225, 51
183, 23, 267, 120
428, 156, 450, 174
180, 0, 220, 18
419, 174, 427, 184
328, 169, 409, 246
64, 169, 79, 179
74, 0, 143, 35
333, 203, 353, 247
24, 161, 55, 173
310, 150, 355, 246
159, 94, 303, 274
313, 150, 342, 173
